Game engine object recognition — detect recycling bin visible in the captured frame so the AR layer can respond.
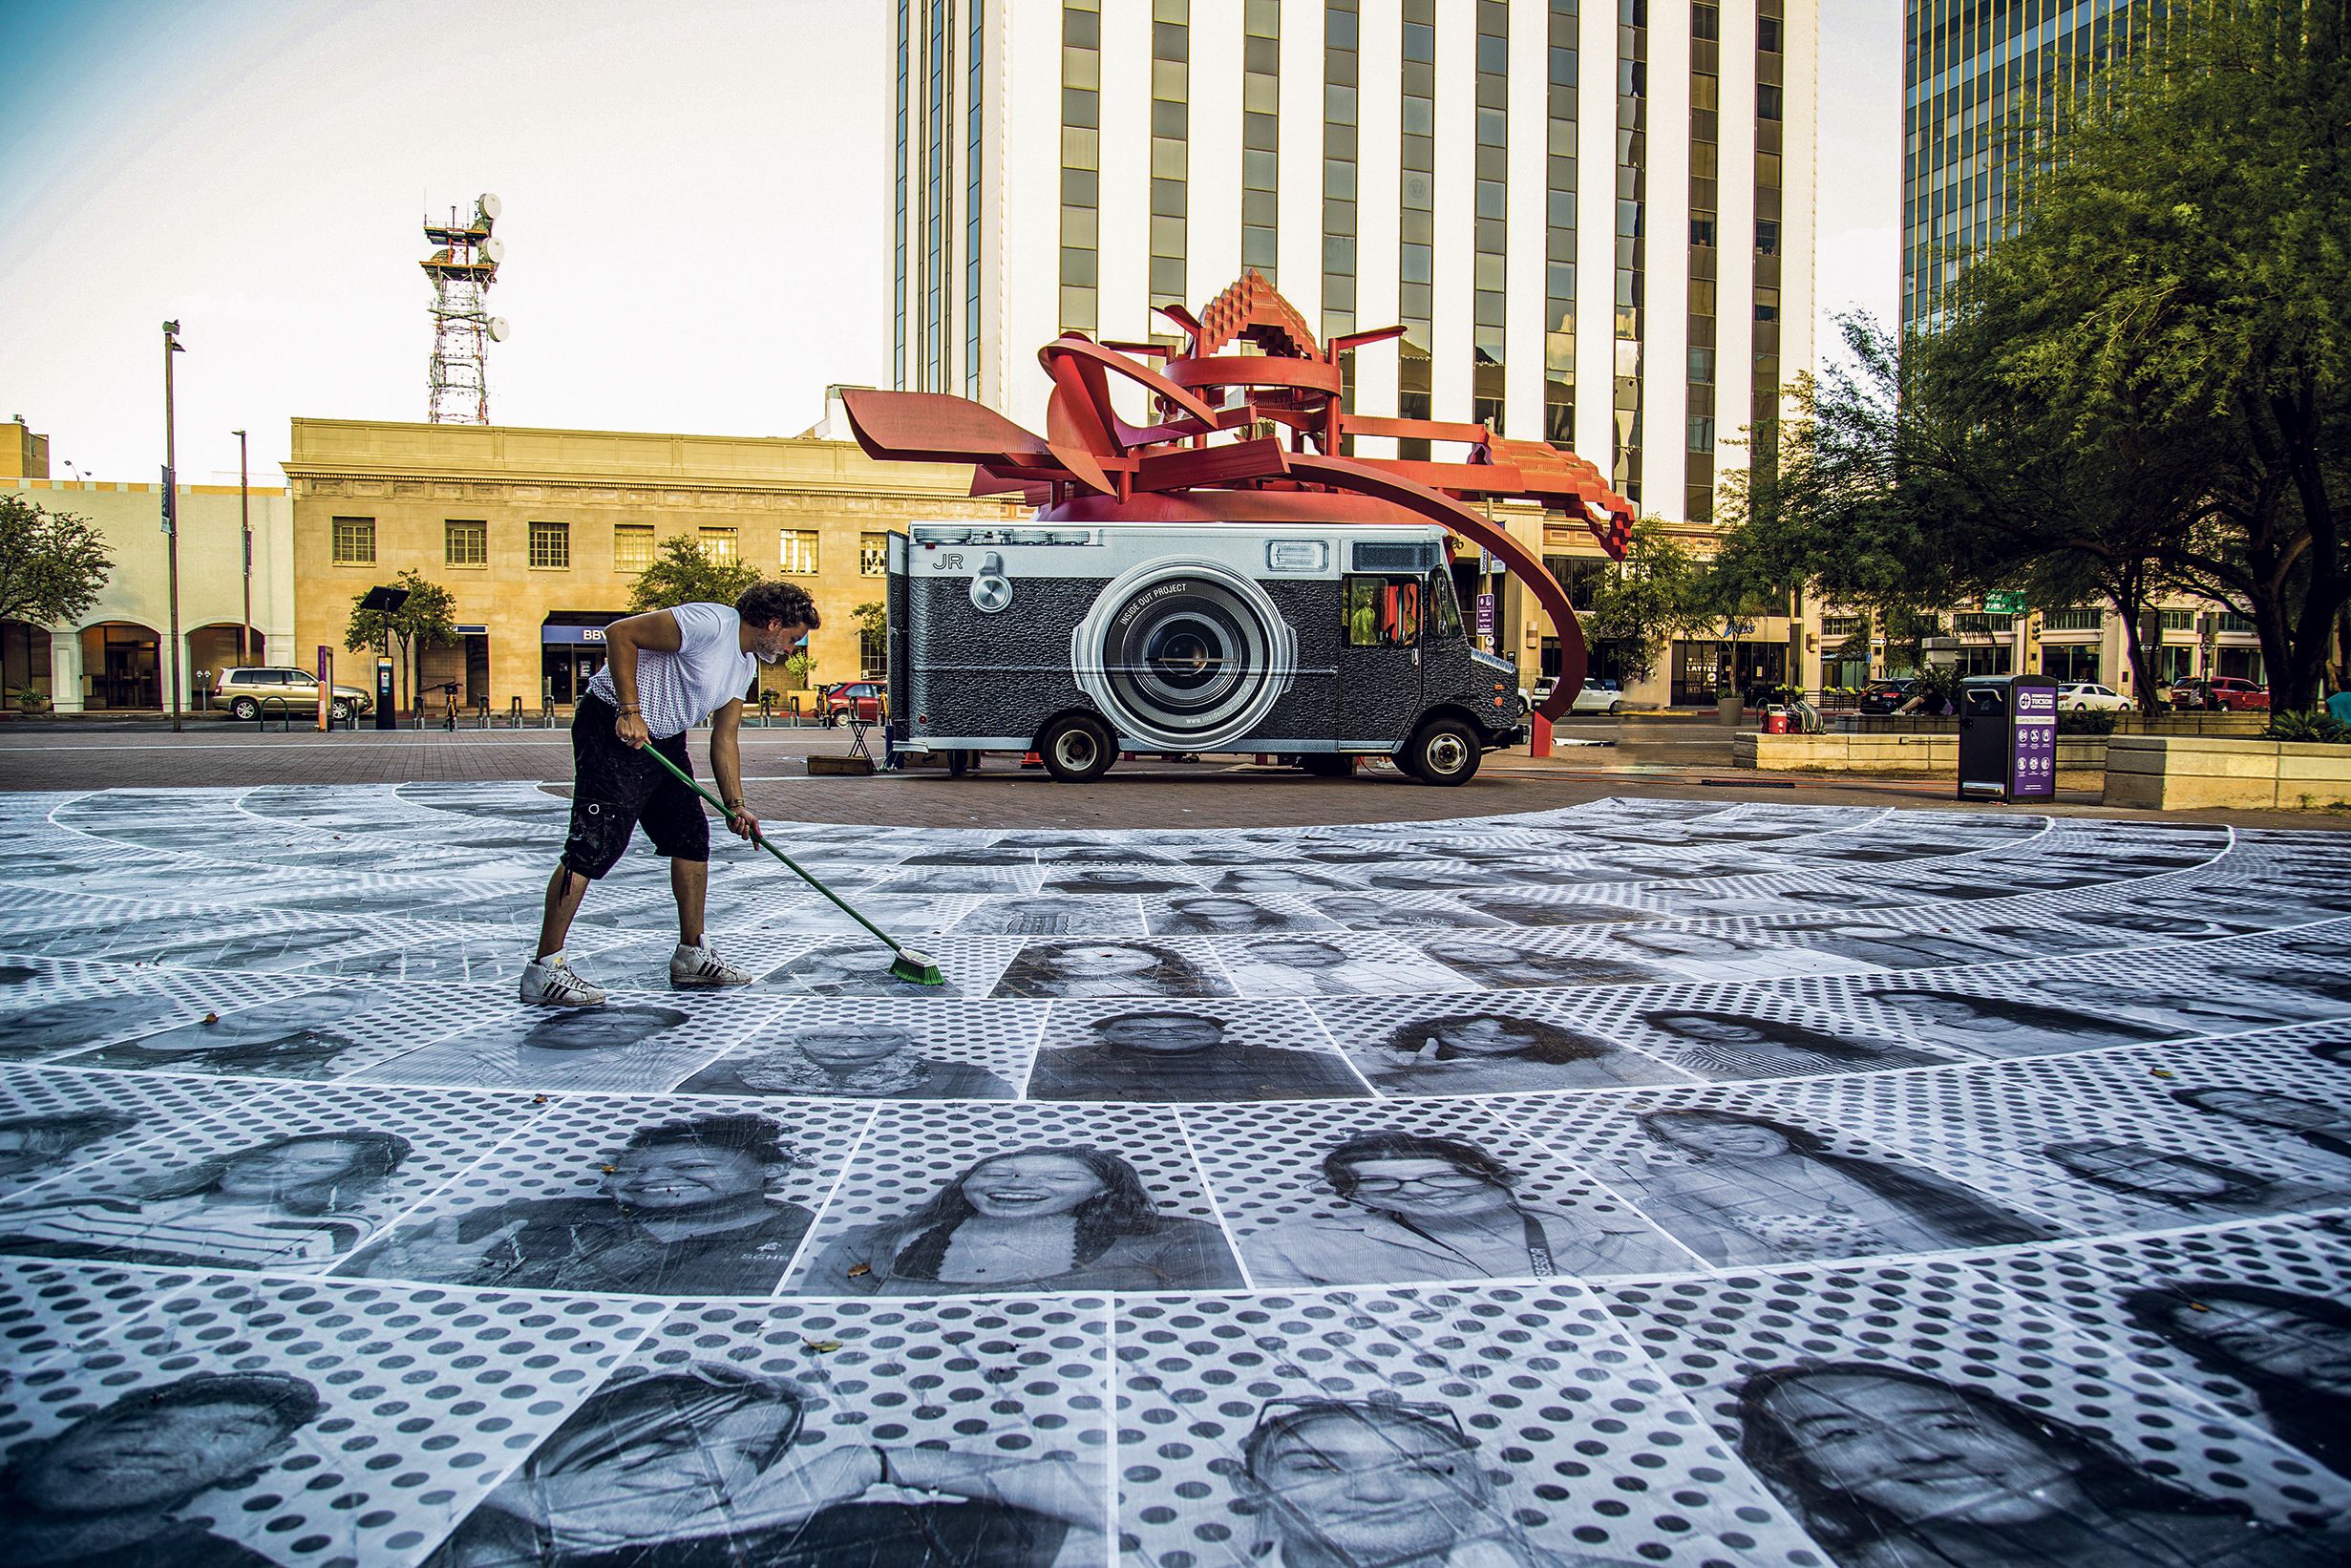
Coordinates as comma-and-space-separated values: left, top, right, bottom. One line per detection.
1957, 673, 2058, 801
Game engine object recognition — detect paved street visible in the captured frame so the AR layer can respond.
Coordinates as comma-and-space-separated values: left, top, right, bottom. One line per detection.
3, 719, 2342, 831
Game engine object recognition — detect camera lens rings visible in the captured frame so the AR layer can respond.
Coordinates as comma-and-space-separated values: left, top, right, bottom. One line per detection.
1072, 562, 1296, 751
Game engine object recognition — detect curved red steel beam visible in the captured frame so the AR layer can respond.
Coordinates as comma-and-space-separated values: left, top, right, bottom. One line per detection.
1038, 335, 1222, 448
1286, 454, 1589, 723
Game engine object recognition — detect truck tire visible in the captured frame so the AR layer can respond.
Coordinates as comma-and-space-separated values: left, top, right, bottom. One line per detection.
1039, 714, 1116, 782
1300, 754, 1354, 777
1401, 717, 1481, 786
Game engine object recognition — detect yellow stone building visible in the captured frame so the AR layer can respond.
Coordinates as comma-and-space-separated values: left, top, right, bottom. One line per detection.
284, 417, 1019, 714
4, 420, 296, 713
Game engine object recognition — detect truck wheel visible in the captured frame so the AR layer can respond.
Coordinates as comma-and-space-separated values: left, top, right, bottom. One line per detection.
230, 697, 258, 720
1300, 754, 1354, 777
1039, 715, 1115, 782
1402, 718, 1481, 786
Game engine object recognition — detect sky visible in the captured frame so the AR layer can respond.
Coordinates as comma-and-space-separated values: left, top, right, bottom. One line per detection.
0, 0, 1902, 488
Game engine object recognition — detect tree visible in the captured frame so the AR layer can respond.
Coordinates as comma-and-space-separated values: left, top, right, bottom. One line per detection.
627, 536, 765, 614
1582, 519, 1721, 685
1716, 316, 2194, 711
1934, 1, 2351, 708
854, 599, 885, 678
0, 494, 113, 632
344, 568, 456, 717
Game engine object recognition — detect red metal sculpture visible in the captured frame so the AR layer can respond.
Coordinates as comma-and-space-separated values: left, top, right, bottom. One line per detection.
840, 272, 1637, 735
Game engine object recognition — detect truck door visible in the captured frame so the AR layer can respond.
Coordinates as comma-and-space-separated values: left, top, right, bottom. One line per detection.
1335, 574, 1425, 749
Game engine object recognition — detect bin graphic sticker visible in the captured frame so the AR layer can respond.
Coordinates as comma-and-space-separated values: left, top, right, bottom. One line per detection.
2012, 681, 2058, 798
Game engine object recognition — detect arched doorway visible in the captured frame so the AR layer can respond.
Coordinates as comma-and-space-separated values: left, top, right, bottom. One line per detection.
186, 623, 266, 710
80, 623, 160, 710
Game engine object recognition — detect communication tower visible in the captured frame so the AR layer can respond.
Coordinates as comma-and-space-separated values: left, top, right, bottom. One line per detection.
421, 193, 509, 423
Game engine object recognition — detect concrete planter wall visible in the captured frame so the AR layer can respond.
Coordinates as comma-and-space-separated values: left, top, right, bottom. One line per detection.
1736, 732, 2108, 773
1851, 712, 2266, 737
2102, 735, 2351, 810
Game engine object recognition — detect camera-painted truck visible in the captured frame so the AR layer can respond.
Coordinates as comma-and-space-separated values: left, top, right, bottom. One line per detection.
840, 273, 1640, 786
887, 520, 1530, 786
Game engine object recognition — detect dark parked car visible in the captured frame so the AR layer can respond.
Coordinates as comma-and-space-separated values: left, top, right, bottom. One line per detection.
1858, 679, 1926, 715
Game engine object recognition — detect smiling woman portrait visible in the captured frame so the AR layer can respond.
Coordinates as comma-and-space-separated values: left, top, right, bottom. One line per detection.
1236, 1397, 1640, 1568
1731, 1362, 2349, 1568
1245, 1131, 1692, 1285
802, 1144, 1241, 1295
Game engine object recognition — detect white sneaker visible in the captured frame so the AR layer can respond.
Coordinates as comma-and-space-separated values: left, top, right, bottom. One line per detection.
519, 951, 607, 1007
670, 942, 754, 989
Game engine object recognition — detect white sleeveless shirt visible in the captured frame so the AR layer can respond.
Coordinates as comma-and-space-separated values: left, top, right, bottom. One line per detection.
586, 602, 756, 738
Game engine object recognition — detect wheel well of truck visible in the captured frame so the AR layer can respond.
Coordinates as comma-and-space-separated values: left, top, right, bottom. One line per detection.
1031, 706, 1110, 748
1411, 703, 1506, 749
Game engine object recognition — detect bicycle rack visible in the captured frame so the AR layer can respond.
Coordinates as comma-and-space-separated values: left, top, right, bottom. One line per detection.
256, 695, 293, 732
508, 696, 524, 730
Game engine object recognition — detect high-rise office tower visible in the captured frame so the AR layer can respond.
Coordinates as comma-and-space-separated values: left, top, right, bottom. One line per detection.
892, 0, 1816, 523
1901, 0, 2170, 331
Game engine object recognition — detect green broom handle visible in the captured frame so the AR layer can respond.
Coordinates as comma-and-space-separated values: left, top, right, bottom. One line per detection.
635, 739, 907, 955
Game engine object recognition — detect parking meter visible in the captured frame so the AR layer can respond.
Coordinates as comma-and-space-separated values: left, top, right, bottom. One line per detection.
373, 658, 396, 730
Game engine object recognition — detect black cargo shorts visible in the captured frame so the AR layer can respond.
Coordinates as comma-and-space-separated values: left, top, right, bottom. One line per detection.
561, 693, 710, 879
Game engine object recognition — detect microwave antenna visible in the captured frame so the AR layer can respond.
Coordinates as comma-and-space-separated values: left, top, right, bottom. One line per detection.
422, 192, 506, 423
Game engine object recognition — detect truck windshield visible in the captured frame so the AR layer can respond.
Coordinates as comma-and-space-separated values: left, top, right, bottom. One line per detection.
1426, 568, 1463, 638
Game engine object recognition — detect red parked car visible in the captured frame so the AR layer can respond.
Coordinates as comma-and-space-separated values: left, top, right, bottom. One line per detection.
816, 680, 886, 725
2174, 676, 2269, 712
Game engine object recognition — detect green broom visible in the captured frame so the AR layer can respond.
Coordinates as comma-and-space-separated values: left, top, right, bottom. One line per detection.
637, 743, 945, 986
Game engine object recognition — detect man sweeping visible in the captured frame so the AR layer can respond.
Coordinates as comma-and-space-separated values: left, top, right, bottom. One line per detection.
521, 583, 819, 1006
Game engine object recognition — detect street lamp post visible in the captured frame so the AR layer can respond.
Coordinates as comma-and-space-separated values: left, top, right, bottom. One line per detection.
162, 321, 186, 733
234, 429, 251, 667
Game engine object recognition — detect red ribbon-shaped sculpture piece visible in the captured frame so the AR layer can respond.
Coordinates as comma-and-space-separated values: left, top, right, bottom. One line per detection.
839, 272, 1637, 725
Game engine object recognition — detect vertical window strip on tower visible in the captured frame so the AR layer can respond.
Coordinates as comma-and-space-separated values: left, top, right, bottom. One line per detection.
1242, 0, 1280, 282
894, 0, 910, 389
1752, 0, 1784, 487
1685, 1, 1720, 521
1059, 0, 1101, 333
1545, 0, 1578, 450
927, 0, 952, 391
1472, 0, 1507, 435
1613, 0, 1649, 505
1150, 0, 1191, 310
1323, 0, 1361, 445
1398, 0, 1437, 459
965, 0, 983, 394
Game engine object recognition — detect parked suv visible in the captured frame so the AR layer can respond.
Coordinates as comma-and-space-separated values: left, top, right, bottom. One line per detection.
816, 680, 886, 725
2199, 675, 2270, 711
218, 666, 372, 722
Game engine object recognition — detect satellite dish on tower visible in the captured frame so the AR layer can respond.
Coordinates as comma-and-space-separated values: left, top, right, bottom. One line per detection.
486, 318, 510, 343
477, 192, 502, 223
477, 236, 505, 265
